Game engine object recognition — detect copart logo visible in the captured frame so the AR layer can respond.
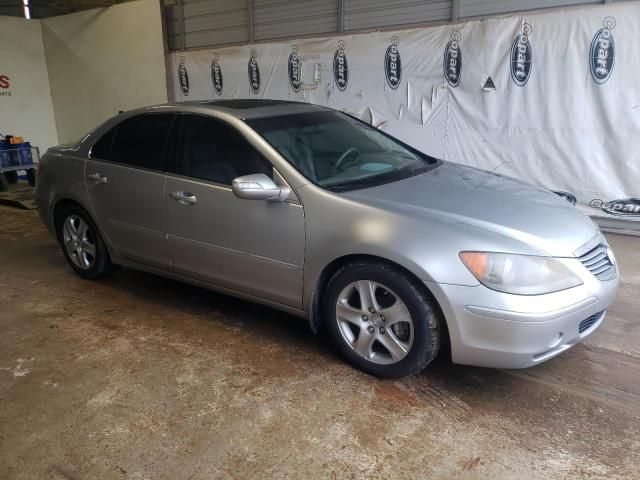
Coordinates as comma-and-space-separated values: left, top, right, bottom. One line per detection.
443, 31, 462, 87
0, 74, 10, 97
511, 23, 533, 87
333, 40, 349, 91
248, 49, 261, 94
178, 59, 189, 97
211, 55, 223, 95
590, 198, 640, 217
590, 17, 616, 85
553, 191, 577, 205
288, 45, 302, 92
384, 36, 401, 90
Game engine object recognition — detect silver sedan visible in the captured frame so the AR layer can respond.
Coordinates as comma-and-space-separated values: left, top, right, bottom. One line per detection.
35, 100, 619, 378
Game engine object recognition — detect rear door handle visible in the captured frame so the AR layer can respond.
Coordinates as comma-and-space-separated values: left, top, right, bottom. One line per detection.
88, 173, 108, 184
170, 191, 197, 206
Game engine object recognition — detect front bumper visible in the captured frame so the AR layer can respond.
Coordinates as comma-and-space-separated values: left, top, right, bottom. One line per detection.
426, 260, 619, 369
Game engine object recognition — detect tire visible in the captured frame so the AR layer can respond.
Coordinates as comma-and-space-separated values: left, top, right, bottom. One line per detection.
55, 204, 116, 280
0, 174, 8, 192
26, 169, 36, 187
323, 260, 441, 378
5, 171, 17, 184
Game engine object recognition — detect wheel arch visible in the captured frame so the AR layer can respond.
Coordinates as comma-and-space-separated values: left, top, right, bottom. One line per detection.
308, 254, 450, 352
51, 198, 118, 265
52, 198, 92, 240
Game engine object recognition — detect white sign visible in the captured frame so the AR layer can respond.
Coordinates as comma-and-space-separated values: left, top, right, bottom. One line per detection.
168, 2, 640, 224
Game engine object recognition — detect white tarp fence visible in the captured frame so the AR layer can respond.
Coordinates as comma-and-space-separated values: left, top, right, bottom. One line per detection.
168, 1, 640, 226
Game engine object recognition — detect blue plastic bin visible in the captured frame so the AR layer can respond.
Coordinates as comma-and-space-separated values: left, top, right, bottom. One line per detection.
0, 141, 11, 168
15, 142, 33, 166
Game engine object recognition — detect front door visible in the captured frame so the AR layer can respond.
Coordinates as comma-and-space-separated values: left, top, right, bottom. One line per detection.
165, 114, 305, 308
85, 113, 174, 269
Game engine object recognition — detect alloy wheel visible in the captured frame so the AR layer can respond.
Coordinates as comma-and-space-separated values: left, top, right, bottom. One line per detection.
335, 280, 414, 365
62, 215, 97, 270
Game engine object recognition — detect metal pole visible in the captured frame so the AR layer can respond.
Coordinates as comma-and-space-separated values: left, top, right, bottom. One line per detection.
338, 0, 345, 33
248, 0, 255, 43
451, 0, 459, 22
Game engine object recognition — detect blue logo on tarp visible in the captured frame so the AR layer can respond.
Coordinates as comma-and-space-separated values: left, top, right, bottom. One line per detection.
511, 23, 533, 87
288, 45, 301, 92
248, 49, 261, 94
590, 17, 616, 85
384, 36, 401, 90
211, 56, 223, 95
333, 40, 349, 91
178, 60, 189, 96
444, 31, 462, 87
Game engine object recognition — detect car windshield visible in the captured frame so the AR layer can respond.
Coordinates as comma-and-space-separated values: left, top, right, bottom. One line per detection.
247, 111, 439, 192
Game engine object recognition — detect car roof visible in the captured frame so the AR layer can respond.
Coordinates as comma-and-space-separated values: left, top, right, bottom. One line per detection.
166, 99, 333, 120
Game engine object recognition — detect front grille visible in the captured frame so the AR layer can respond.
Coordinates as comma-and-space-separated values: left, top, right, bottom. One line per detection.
579, 310, 604, 334
578, 244, 616, 280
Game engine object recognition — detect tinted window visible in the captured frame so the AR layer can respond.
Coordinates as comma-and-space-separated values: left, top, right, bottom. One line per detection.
175, 115, 272, 185
108, 114, 174, 170
91, 128, 115, 160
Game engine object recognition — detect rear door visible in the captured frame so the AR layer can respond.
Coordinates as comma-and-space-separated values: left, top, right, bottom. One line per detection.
86, 113, 174, 269
165, 114, 305, 308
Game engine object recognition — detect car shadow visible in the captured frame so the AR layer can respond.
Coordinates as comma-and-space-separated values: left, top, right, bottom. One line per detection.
81, 265, 581, 416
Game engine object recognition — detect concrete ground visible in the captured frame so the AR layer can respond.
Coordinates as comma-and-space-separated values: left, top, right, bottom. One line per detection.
0, 202, 638, 480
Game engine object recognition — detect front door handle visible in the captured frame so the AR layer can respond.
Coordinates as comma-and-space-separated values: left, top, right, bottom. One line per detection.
88, 173, 108, 184
170, 191, 197, 206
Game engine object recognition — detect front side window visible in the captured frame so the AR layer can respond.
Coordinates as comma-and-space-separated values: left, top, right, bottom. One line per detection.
93, 114, 174, 171
247, 111, 438, 192
174, 115, 272, 185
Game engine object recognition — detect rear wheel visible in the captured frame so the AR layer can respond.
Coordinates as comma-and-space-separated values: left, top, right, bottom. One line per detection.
55, 204, 116, 279
5, 171, 17, 184
26, 169, 35, 187
324, 260, 441, 378
0, 174, 8, 192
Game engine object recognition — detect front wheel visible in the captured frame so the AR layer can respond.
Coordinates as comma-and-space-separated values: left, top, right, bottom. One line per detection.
324, 260, 441, 378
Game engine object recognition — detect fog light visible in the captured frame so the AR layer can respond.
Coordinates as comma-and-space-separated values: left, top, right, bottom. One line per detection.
548, 332, 563, 349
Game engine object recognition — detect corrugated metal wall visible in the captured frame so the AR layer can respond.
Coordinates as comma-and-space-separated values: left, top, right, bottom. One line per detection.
166, 0, 622, 50
254, 0, 338, 41
166, 0, 250, 50
458, 0, 601, 18
345, 0, 452, 31
0, 1, 22, 17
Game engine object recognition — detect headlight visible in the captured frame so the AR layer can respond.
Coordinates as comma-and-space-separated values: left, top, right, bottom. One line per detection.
459, 252, 583, 295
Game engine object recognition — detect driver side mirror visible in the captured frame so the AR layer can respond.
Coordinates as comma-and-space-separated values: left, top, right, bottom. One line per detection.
232, 173, 291, 202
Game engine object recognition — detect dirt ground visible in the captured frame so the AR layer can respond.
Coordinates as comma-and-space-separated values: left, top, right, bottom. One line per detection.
0, 201, 638, 479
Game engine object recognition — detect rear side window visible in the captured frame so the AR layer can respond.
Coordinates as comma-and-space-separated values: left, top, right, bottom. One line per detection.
92, 114, 174, 171
174, 115, 272, 185
91, 128, 115, 160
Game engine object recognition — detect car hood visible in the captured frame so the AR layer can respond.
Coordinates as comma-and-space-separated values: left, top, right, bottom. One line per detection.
340, 161, 599, 257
